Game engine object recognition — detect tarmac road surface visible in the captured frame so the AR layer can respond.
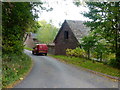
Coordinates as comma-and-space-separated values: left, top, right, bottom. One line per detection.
14, 50, 118, 88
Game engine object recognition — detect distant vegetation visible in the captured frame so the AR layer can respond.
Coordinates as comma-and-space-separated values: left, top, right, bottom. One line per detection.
36, 20, 58, 44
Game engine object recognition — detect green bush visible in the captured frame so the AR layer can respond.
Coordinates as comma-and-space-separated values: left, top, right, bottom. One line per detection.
103, 53, 115, 61
108, 59, 119, 68
66, 47, 87, 58
91, 52, 115, 62
66, 49, 74, 57
91, 52, 98, 59
2, 53, 32, 88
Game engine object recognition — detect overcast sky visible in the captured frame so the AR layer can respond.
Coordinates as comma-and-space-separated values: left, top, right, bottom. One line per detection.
38, 0, 90, 28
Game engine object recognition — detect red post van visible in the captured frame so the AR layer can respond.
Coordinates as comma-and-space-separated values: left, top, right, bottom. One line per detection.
32, 44, 48, 55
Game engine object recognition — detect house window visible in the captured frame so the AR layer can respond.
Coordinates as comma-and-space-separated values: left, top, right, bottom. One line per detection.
64, 31, 68, 39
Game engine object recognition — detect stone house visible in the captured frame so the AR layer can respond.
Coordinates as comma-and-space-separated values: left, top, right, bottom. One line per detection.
53, 20, 90, 55
24, 32, 39, 48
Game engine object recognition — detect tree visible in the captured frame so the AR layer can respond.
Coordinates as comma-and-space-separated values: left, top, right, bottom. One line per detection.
82, 2, 120, 68
2, 2, 44, 54
36, 20, 58, 44
94, 41, 107, 62
81, 33, 97, 59
81, 29, 110, 62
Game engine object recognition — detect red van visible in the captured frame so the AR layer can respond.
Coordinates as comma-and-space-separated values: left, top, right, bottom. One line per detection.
32, 44, 48, 55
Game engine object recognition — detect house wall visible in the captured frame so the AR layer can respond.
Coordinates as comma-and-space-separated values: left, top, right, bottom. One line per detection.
54, 22, 79, 55
47, 45, 55, 55
24, 34, 35, 48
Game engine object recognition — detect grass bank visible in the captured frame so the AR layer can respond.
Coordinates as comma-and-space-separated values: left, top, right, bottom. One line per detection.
50, 55, 120, 78
24, 46, 33, 51
0, 51, 1, 89
2, 53, 33, 88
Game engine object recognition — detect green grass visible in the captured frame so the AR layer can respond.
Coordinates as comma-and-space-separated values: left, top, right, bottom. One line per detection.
2, 53, 32, 88
0, 69, 1, 89
50, 55, 120, 77
0, 51, 2, 88
24, 46, 33, 51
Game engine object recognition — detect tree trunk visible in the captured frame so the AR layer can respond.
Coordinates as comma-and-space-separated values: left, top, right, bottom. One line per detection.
115, 22, 120, 68
100, 52, 102, 62
23, 33, 29, 42
115, 3, 120, 68
116, 44, 120, 68
88, 49, 90, 59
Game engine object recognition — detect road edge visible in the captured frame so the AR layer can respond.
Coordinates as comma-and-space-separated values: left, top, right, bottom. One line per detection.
49, 56, 120, 82
5, 55, 34, 88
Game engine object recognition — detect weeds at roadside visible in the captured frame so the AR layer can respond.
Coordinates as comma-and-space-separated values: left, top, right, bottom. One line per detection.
2, 53, 32, 88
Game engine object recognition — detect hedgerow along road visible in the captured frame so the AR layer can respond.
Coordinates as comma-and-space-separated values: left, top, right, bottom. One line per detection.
14, 49, 118, 88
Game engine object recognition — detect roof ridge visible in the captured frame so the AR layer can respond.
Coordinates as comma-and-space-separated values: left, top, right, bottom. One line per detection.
66, 20, 85, 22
54, 20, 90, 43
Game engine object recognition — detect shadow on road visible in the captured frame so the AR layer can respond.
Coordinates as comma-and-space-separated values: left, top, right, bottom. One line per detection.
31, 54, 47, 56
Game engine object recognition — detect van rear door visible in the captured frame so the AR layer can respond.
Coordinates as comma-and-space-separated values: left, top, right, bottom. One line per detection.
37, 44, 48, 51
42, 45, 48, 51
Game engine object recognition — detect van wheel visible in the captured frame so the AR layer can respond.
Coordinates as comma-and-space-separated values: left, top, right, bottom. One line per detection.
32, 51, 35, 55
45, 53, 47, 56
36, 51, 39, 55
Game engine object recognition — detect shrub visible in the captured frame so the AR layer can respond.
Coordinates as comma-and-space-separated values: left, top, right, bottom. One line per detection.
66, 47, 87, 58
91, 52, 97, 58
91, 52, 115, 63
2, 53, 32, 87
108, 59, 119, 68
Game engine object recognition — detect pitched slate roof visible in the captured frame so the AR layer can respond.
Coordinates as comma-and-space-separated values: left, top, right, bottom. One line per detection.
66, 20, 90, 43
54, 20, 90, 43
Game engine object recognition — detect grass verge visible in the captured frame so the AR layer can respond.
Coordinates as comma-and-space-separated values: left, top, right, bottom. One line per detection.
0, 51, 2, 89
50, 55, 120, 78
24, 46, 33, 51
2, 53, 33, 88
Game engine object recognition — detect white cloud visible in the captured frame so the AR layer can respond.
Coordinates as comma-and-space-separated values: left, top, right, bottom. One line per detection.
38, 0, 89, 28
